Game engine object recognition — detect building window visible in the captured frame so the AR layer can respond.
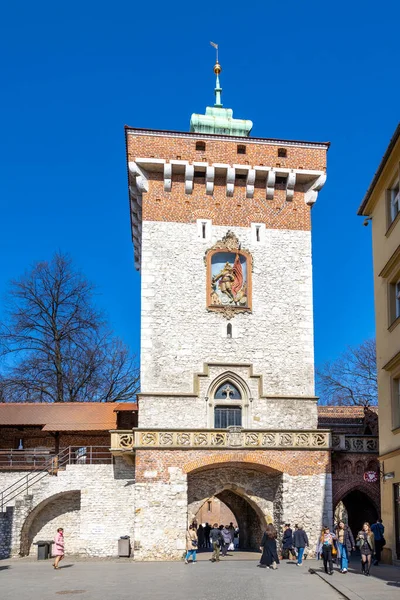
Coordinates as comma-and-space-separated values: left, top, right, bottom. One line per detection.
214, 406, 242, 428
278, 148, 287, 158
389, 280, 400, 324
255, 225, 260, 242
237, 145, 246, 155
207, 500, 212, 511
202, 222, 207, 239
196, 141, 206, 151
227, 323, 232, 338
388, 182, 400, 226
392, 377, 400, 429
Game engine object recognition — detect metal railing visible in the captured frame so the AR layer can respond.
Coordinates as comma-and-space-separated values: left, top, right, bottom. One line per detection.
0, 446, 112, 511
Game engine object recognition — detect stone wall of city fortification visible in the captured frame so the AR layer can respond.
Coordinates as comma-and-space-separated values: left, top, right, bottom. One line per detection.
0, 459, 135, 559
140, 221, 315, 404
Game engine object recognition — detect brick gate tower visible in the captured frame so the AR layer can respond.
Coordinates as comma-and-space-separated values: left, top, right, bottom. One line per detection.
120, 58, 331, 560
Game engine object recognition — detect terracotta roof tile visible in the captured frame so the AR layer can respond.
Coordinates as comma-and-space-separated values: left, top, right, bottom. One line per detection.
0, 403, 138, 431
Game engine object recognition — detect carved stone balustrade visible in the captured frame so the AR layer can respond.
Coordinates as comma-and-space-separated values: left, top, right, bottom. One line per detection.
331, 434, 378, 453
110, 428, 331, 454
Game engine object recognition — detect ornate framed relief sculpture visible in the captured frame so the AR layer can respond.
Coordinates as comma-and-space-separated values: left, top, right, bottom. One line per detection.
205, 231, 252, 319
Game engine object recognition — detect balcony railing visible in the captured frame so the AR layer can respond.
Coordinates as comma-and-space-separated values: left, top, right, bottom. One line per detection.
110, 428, 331, 452
0, 446, 113, 470
331, 435, 378, 453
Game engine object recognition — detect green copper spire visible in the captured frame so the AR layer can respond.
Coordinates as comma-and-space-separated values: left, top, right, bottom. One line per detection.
214, 62, 223, 108
190, 52, 253, 137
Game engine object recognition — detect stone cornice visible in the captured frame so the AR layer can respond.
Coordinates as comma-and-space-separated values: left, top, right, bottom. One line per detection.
125, 126, 330, 150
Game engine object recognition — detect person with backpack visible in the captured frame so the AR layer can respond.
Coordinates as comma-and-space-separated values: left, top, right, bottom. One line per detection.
293, 524, 309, 566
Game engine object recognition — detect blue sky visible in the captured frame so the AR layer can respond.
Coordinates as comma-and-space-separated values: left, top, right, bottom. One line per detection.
0, 0, 399, 374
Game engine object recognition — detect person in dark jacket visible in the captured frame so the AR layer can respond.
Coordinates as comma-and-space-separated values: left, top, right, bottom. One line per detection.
258, 523, 279, 569
204, 523, 211, 549
335, 520, 355, 573
293, 525, 309, 566
282, 524, 294, 560
371, 518, 385, 565
210, 523, 223, 562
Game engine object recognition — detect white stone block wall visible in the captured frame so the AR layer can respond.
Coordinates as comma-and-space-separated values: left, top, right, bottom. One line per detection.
3, 459, 135, 558
141, 222, 315, 399
134, 467, 188, 561
281, 472, 333, 556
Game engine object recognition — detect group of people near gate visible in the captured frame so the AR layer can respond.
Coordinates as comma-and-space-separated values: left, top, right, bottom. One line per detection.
185, 522, 239, 564
184, 517, 386, 577
265, 519, 385, 576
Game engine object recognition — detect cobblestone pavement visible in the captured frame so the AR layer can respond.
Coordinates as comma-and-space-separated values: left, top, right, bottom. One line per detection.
0, 557, 343, 600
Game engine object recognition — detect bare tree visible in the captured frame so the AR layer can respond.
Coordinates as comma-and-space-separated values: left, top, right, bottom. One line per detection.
316, 338, 377, 407
0, 253, 139, 402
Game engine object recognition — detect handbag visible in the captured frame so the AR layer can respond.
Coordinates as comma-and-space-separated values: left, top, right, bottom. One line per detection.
191, 539, 198, 548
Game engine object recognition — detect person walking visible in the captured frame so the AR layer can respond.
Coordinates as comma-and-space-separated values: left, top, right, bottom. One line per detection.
204, 523, 211, 549
227, 522, 235, 551
320, 526, 336, 575
185, 524, 198, 564
52, 527, 65, 569
258, 523, 279, 569
210, 523, 223, 563
282, 524, 294, 560
356, 522, 375, 576
197, 524, 205, 549
221, 525, 231, 556
371, 518, 385, 565
335, 520, 355, 574
293, 524, 309, 566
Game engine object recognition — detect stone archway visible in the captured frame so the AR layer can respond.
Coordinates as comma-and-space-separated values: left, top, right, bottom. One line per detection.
20, 490, 81, 556
187, 463, 282, 550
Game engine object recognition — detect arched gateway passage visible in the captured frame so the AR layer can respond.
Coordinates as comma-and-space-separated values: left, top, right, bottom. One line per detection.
187, 463, 282, 550
340, 490, 378, 535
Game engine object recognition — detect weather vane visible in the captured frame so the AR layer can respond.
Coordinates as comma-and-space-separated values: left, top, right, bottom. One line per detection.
210, 41, 219, 64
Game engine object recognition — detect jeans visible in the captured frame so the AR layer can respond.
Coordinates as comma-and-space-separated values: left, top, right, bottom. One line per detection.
322, 545, 333, 573
339, 542, 348, 570
297, 547, 305, 564
375, 539, 383, 563
185, 549, 197, 562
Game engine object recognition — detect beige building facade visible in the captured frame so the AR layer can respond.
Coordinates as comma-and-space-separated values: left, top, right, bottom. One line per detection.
359, 123, 400, 562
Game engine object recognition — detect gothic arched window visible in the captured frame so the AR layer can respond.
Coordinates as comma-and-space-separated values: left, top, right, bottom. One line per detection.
213, 382, 242, 428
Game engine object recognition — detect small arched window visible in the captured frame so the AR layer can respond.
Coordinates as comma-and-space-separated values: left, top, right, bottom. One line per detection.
227, 323, 232, 338
196, 141, 206, 151
278, 147, 287, 158
237, 144, 246, 155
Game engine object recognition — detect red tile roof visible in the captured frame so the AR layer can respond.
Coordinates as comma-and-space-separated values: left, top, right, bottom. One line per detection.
0, 403, 138, 431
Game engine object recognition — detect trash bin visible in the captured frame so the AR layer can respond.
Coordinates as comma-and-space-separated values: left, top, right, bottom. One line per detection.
36, 541, 50, 560
118, 536, 130, 557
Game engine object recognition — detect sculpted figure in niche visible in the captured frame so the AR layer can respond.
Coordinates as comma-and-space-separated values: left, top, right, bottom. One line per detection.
211, 252, 248, 307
